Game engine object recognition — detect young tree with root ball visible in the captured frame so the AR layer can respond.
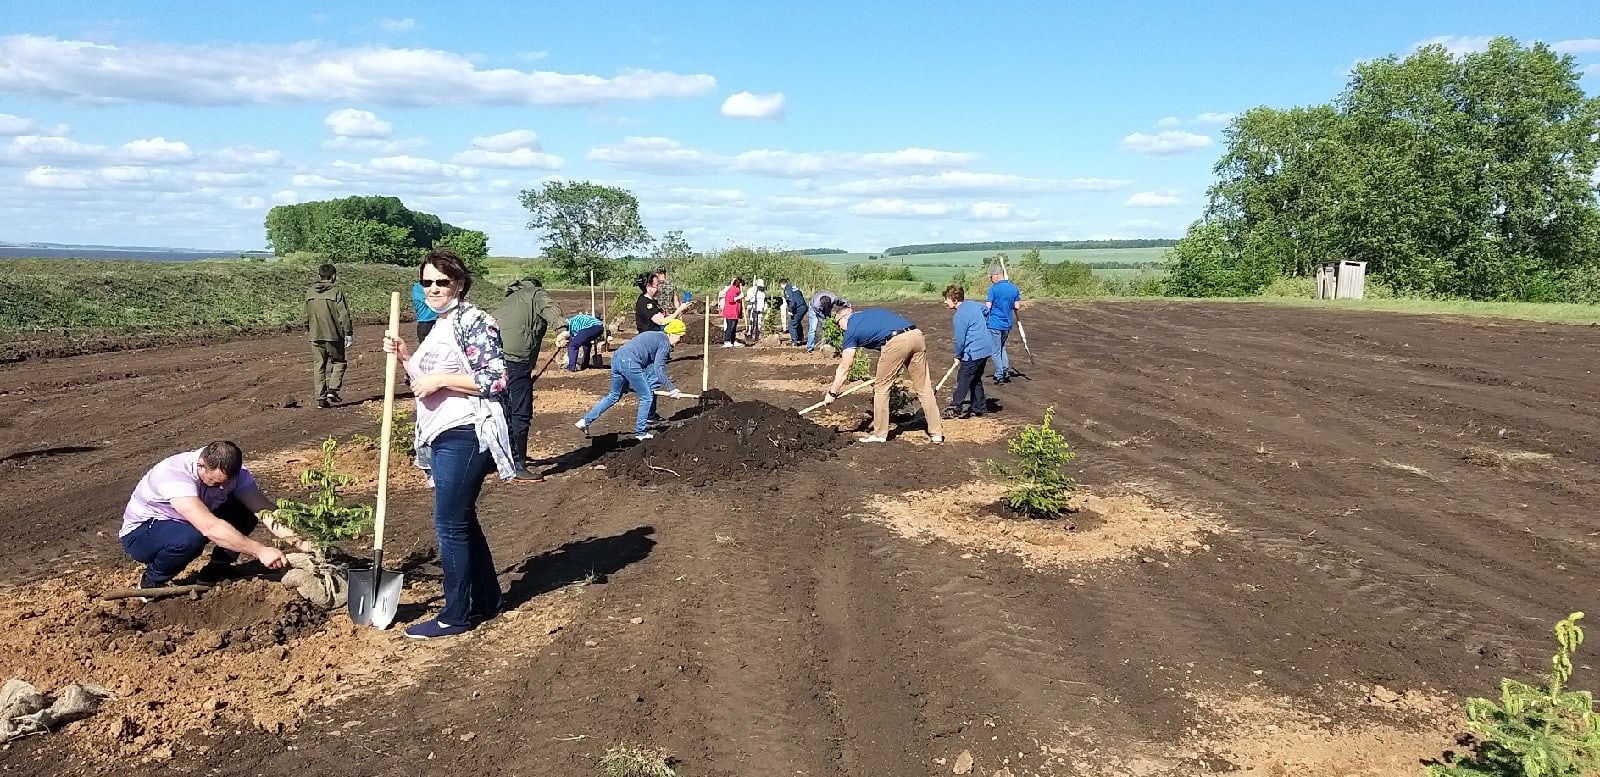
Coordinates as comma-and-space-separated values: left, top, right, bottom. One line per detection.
520, 181, 651, 284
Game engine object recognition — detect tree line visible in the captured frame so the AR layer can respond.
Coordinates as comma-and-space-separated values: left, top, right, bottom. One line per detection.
1168, 37, 1600, 301
883, 240, 1178, 257
265, 195, 489, 272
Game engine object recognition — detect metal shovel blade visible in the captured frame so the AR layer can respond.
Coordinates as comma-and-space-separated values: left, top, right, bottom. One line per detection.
347, 565, 404, 630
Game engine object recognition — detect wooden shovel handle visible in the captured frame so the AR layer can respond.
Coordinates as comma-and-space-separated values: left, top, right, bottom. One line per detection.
374, 292, 400, 554
103, 584, 211, 601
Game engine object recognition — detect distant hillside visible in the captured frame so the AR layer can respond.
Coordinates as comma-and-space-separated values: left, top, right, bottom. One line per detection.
882, 239, 1178, 257
797, 248, 849, 255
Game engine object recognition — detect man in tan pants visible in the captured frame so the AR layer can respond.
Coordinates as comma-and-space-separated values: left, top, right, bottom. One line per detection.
820, 300, 944, 444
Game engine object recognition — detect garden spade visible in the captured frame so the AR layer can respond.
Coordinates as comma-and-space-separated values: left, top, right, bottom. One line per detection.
348, 292, 405, 630
996, 254, 1037, 365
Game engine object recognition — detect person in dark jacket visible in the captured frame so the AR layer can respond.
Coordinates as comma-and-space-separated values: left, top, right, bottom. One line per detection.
491, 277, 569, 482
576, 319, 685, 440
941, 284, 998, 418
781, 279, 806, 345
305, 264, 354, 408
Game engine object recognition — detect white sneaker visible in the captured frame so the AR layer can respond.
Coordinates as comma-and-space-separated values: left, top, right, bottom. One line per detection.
634, 432, 655, 441
929, 435, 945, 444
575, 419, 590, 432
733, 342, 746, 348
855, 435, 887, 444
722, 343, 734, 348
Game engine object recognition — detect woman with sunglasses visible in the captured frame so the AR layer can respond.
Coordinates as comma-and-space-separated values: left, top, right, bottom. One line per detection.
382, 248, 517, 639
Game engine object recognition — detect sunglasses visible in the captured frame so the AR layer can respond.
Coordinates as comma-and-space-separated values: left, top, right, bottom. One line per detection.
418, 278, 454, 288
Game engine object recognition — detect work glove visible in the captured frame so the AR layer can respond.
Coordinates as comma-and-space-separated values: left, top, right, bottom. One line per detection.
823, 391, 837, 405
344, 335, 353, 349
668, 389, 682, 399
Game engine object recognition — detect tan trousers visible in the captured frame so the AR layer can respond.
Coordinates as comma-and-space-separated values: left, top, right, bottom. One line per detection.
873, 330, 944, 439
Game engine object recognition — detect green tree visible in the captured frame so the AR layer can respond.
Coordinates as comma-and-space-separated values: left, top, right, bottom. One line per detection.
307, 217, 415, 266
1174, 37, 1600, 301
520, 181, 651, 283
435, 229, 489, 276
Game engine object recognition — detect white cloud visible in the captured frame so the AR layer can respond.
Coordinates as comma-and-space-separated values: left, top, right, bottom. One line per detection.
24, 166, 93, 189
1067, 177, 1135, 192
968, 202, 1037, 221
1125, 190, 1184, 208
1411, 35, 1495, 56
0, 35, 718, 106
366, 154, 476, 179
325, 108, 392, 138
321, 135, 426, 154
292, 174, 344, 188
121, 136, 193, 163
379, 18, 417, 33
587, 136, 720, 174
1196, 111, 1236, 124
850, 198, 956, 218
469, 129, 541, 152
452, 148, 563, 169
207, 146, 286, 170
770, 195, 848, 210
272, 189, 300, 205
1121, 130, 1213, 156
1156, 116, 1182, 128
0, 112, 67, 136
827, 171, 1129, 198
1554, 38, 1600, 55
720, 91, 786, 120
235, 196, 267, 210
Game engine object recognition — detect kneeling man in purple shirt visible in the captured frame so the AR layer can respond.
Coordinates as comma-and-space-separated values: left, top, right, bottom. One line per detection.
119, 440, 310, 589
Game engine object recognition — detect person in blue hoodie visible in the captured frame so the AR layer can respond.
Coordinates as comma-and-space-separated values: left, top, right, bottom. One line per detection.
942, 284, 997, 418
780, 278, 806, 345
576, 319, 685, 441
412, 280, 440, 340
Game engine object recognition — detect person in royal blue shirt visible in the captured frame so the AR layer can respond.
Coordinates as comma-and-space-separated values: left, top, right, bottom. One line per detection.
984, 266, 1022, 383
819, 299, 944, 444
942, 284, 998, 419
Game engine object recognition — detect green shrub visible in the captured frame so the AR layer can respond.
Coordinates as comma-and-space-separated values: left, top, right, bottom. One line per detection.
819, 316, 872, 380
1428, 612, 1599, 777
987, 407, 1077, 518
845, 263, 915, 282
273, 438, 374, 556
665, 246, 842, 297
348, 404, 417, 458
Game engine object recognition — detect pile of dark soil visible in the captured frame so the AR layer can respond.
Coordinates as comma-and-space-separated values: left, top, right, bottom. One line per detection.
608, 398, 841, 486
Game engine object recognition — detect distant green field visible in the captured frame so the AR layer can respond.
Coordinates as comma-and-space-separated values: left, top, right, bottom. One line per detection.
827, 247, 1170, 283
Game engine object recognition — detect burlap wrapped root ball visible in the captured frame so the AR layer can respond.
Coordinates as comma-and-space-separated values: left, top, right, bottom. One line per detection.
280, 552, 347, 610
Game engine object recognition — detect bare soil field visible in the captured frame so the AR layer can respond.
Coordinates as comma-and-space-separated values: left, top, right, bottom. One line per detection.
1, 298, 1596, 776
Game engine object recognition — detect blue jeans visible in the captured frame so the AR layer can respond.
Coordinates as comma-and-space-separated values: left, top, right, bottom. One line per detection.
429, 426, 500, 625
581, 360, 657, 436
989, 327, 1011, 379
805, 308, 819, 350
121, 497, 257, 588
566, 324, 604, 370
787, 305, 804, 344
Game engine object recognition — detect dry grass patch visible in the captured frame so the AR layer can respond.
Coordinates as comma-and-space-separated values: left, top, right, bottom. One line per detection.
744, 349, 835, 366
1464, 446, 1556, 469
254, 441, 429, 493
906, 415, 1016, 446
861, 482, 1225, 570
0, 566, 581, 764
536, 387, 600, 414
1039, 684, 1454, 776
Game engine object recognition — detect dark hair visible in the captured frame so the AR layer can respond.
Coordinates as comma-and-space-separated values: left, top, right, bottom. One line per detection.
778, 277, 790, 285
635, 272, 653, 291
317, 263, 337, 280
421, 248, 472, 296
816, 295, 836, 316
943, 284, 965, 302
733, 276, 745, 286
199, 441, 244, 478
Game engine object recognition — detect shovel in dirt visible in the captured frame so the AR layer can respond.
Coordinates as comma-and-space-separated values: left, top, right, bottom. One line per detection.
348, 291, 405, 630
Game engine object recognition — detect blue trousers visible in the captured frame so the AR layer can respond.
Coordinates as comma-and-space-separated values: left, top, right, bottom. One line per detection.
787, 305, 804, 344
121, 497, 257, 588
581, 360, 657, 436
566, 323, 604, 370
428, 426, 500, 625
989, 327, 1011, 379
805, 308, 820, 350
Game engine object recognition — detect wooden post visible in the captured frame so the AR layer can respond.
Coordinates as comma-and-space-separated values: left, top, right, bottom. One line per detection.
599, 288, 609, 354
702, 294, 711, 394
589, 269, 596, 315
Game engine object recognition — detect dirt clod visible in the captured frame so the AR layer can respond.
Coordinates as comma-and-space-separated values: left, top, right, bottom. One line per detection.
608, 400, 842, 486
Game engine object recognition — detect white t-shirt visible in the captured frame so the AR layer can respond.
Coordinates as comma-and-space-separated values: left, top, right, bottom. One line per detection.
406, 322, 477, 445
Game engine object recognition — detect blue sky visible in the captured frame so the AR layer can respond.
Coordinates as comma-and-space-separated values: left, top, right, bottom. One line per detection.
0, 1, 1595, 254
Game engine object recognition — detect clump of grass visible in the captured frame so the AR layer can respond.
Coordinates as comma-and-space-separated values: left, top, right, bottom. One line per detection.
600, 743, 676, 777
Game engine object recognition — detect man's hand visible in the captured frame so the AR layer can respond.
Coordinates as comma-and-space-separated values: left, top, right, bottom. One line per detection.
344, 335, 353, 349
555, 332, 570, 348
256, 546, 288, 570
